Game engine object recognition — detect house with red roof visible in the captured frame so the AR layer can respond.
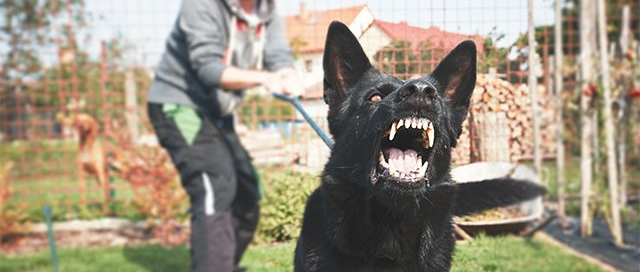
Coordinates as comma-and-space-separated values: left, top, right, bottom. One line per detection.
284, 4, 485, 119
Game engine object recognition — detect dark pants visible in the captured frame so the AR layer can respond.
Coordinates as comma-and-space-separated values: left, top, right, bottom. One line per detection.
148, 103, 260, 272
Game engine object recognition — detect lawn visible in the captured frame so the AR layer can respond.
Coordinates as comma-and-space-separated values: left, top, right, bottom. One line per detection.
0, 236, 605, 272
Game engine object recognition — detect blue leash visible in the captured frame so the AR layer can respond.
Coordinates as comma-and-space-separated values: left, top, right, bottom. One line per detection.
272, 93, 334, 149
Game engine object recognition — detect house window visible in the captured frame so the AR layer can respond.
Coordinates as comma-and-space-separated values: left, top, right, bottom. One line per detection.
304, 59, 313, 72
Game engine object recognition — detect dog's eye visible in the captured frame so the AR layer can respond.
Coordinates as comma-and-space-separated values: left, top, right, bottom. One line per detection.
369, 94, 383, 102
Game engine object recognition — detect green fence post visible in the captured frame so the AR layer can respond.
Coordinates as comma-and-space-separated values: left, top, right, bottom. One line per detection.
43, 206, 59, 272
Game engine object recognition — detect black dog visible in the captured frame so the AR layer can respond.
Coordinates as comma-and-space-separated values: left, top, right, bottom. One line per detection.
293, 21, 545, 272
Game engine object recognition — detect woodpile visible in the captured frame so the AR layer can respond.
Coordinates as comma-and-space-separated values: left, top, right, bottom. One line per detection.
452, 75, 557, 164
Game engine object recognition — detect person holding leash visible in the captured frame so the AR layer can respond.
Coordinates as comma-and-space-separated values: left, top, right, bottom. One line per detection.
146, 0, 302, 271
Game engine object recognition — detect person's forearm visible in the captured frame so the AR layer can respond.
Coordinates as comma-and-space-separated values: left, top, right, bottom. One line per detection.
219, 67, 272, 91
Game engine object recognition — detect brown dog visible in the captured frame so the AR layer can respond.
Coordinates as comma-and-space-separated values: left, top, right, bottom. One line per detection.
58, 112, 110, 213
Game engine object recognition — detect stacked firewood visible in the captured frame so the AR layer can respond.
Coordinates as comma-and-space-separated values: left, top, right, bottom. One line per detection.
452, 75, 557, 165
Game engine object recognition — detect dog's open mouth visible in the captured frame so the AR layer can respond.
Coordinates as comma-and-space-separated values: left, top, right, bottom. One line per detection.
378, 117, 434, 186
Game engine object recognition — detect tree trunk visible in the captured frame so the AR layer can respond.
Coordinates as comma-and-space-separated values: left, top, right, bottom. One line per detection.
596, 0, 623, 247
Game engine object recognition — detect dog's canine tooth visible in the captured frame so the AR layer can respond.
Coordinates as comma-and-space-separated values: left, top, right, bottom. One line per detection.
427, 123, 434, 148
419, 160, 429, 177
389, 122, 397, 141
379, 153, 388, 168
397, 119, 404, 129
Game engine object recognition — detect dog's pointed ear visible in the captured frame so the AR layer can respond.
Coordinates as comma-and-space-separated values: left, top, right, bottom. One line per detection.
430, 41, 476, 140
323, 21, 372, 107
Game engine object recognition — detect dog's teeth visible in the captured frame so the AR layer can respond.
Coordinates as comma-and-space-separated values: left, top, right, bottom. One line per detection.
389, 159, 396, 174
389, 122, 397, 141
419, 160, 429, 177
405, 118, 412, 128
410, 118, 416, 129
397, 119, 404, 129
427, 123, 434, 148
379, 153, 388, 168
422, 120, 428, 130
417, 120, 423, 130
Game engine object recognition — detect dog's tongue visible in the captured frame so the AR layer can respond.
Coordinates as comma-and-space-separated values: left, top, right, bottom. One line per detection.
388, 148, 421, 174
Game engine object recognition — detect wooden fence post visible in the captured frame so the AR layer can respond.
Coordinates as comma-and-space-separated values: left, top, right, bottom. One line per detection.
596, 0, 623, 247
579, 0, 595, 238
527, 0, 542, 180
554, 0, 566, 227
617, 5, 630, 207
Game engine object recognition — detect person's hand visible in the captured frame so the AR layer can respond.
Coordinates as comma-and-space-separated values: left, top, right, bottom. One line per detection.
261, 72, 285, 94
276, 68, 305, 98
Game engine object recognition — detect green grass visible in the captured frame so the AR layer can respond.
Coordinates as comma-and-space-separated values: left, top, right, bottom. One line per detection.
451, 236, 604, 272
0, 236, 605, 272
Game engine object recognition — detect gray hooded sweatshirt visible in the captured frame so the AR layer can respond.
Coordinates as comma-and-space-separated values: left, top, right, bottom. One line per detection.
147, 0, 294, 118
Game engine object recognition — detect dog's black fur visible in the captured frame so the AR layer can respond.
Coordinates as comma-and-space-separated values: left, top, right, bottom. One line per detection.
293, 21, 545, 272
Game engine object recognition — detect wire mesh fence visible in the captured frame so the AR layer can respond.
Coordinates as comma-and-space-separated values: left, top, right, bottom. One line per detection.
0, 0, 638, 220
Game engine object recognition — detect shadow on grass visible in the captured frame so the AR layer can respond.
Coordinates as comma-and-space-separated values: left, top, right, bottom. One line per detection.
523, 236, 544, 250
122, 244, 190, 272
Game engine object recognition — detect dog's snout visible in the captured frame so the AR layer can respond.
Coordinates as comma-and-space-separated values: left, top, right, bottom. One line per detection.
399, 82, 419, 98
398, 81, 435, 99
422, 83, 436, 96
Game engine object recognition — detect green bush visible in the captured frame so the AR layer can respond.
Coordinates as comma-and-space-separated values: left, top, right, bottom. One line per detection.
256, 169, 319, 243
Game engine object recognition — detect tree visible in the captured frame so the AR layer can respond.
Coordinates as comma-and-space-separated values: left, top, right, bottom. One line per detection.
478, 28, 510, 75
0, 0, 87, 140
0, 0, 87, 90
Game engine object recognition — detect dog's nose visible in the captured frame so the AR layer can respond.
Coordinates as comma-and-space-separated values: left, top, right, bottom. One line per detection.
398, 80, 435, 98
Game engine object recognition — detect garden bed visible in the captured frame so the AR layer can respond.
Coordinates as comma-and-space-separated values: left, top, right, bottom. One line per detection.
543, 216, 640, 272
0, 218, 189, 255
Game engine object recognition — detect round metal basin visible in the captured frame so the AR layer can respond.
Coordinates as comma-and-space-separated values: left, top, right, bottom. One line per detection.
451, 162, 544, 235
